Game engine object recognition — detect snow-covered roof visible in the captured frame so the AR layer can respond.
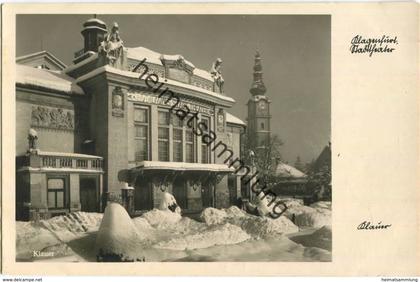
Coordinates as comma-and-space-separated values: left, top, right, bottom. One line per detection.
84, 18, 107, 26
226, 112, 246, 126
127, 46, 162, 65
193, 67, 213, 81
127, 46, 213, 81
16, 50, 67, 71
16, 64, 84, 95
133, 161, 234, 172
275, 162, 306, 178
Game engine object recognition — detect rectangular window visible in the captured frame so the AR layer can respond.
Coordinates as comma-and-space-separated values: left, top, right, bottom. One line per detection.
173, 131, 183, 162
158, 110, 170, 161
185, 118, 195, 163
47, 178, 65, 209
201, 117, 210, 163
134, 107, 149, 162
173, 114, 183, 162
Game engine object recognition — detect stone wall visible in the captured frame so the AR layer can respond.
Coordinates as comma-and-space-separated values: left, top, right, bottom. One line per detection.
16, 89, 82, 156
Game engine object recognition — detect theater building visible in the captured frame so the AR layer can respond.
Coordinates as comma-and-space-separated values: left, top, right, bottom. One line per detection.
15, 18, 246, 220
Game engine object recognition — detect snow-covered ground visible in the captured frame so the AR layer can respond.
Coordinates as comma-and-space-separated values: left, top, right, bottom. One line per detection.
16, 200, 331, 262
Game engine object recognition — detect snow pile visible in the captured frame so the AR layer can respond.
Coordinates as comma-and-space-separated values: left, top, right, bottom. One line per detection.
158, 192, 181, 214
132, 217, 153, 230
281, 201, 332, 228
200, 206, 298, 238
254, 193, 272, 216
16, 221, 61, 258
281, 198, 304, 208
95, 203, 142, 261
200, 206, 250, 226
39, 212, 102, 241
40, 243, 76, 258
294, 210, 331, 228
141, 209, 182, 229
200, 207, 229, 225
225, 206, 247, 218
240, 215, 299, 238
154, 223, 251, 251
16, 211, 103, 258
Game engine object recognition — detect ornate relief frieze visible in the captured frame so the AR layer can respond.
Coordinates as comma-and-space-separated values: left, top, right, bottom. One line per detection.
31, 105, 74, 131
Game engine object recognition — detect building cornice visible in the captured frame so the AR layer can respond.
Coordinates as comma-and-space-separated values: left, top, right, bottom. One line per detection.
76, 65, 236, 108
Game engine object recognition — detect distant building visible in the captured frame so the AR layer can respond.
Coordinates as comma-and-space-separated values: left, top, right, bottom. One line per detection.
312, 142, 332, 172
15, 18, 246, 220
270, 160, 308, 198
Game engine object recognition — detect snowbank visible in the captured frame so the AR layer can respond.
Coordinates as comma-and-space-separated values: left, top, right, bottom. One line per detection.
16, 212, 103, 258
294, 210, 331, 228
281, 201, 332, 228
95, 203, 143, 261
141, 209, 182, 229
16, 221, 61, 258
200, 206, 298, 238
154, 223, 251, 251
132, 217, 153, 230
240, 216, 299, 238
200, 207, 229, 225
39, 212, 102, 241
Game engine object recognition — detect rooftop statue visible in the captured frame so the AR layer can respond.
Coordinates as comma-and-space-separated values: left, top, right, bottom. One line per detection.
99, 22, 125, 68
211, 58, 224, 93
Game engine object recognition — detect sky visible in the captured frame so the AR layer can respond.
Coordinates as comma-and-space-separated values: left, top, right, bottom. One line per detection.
17, 14, 330, 164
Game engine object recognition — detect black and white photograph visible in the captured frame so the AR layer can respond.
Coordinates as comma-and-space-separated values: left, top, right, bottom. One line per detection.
14, 13, 331, 262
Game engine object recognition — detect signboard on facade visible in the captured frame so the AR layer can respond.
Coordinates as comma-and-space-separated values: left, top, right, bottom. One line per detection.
128, 91, 214, 116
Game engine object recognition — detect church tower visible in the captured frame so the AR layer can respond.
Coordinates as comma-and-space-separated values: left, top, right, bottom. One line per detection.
247, 52, 271, 153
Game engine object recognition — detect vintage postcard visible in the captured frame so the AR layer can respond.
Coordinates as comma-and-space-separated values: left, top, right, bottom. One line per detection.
1, 2, 418, 276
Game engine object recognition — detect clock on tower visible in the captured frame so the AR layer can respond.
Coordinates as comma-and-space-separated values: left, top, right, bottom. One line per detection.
258, 100, 266, 111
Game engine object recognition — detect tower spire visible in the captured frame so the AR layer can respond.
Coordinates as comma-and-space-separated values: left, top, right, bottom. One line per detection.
250, 51, 266, 96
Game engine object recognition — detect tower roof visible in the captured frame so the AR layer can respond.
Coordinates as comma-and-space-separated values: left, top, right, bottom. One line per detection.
250, 51, 266, 96
82, 17, 108, 33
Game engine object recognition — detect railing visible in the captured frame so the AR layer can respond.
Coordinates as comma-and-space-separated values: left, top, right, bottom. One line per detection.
28, 152, 104, 171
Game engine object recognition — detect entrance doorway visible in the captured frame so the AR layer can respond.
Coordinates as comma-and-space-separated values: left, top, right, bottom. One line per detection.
79, 176, 98, 212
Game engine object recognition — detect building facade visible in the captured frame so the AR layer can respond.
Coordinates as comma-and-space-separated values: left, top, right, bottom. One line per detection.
16, 18, 246, 220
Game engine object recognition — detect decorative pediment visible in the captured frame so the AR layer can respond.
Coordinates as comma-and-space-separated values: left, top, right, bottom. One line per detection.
160, 54, 195, 84
160, 54, 195, 74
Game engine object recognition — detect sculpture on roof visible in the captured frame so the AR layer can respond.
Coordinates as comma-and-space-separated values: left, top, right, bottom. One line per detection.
99, 22, 126, 68
211, 58, 224, 93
